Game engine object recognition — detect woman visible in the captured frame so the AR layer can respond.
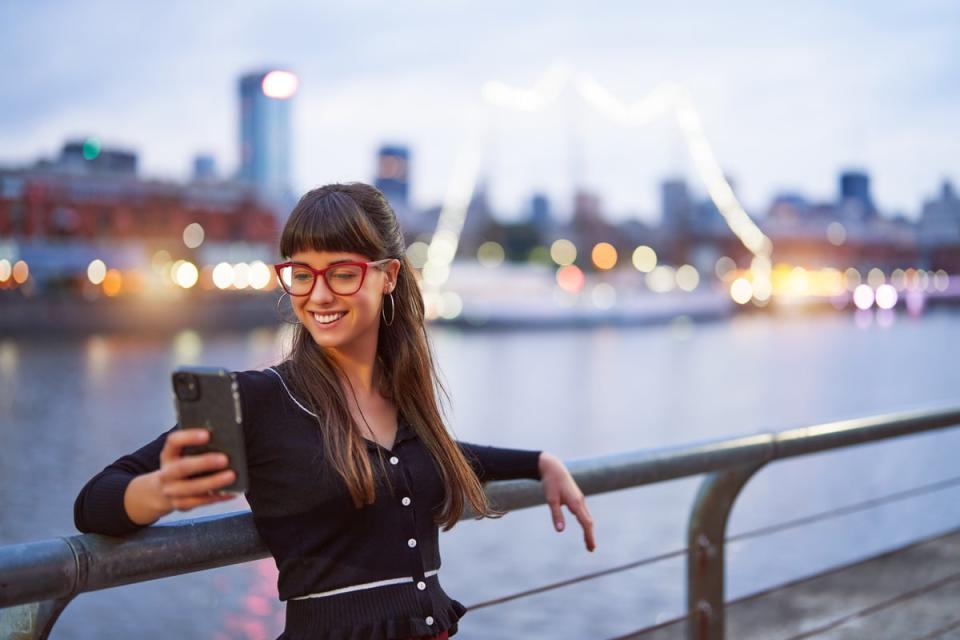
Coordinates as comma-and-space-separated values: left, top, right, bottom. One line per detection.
74, 183, 595, 640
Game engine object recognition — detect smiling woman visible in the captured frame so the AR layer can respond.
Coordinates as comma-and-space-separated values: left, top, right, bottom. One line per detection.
73, 182, 595, 640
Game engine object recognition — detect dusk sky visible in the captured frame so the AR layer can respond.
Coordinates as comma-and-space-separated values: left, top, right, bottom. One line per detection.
2, 1, 957, 223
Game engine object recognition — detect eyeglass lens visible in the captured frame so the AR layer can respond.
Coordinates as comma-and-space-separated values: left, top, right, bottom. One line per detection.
279, 264, 365, 295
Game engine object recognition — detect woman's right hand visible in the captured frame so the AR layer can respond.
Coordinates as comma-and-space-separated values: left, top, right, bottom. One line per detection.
125, 428, 237, 525
156, 428, 238, 512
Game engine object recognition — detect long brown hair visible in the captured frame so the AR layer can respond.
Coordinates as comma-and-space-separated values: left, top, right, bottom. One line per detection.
278, 182, 495, 529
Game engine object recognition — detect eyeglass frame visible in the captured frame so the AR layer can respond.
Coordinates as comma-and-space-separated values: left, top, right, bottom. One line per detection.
273, 258, 394, 297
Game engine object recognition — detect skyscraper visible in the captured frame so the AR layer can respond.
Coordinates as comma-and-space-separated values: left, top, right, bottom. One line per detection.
529, 193, 551, 230
373, 144, 415, 231
839, 170, 875, 219
374, 145, 410, 209
238, 69, 298, 212
661, 178, 692, 263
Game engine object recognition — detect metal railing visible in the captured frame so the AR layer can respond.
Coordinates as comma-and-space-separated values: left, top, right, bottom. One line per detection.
2, 406, 959, 640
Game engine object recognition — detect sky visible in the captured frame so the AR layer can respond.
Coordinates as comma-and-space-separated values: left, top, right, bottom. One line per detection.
2, 0, 958, 223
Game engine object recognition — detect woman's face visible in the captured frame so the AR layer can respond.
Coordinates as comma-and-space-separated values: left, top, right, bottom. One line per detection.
288, 249, 400, 355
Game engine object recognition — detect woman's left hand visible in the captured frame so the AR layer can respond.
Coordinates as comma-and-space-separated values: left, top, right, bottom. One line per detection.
538, 452, 596, 552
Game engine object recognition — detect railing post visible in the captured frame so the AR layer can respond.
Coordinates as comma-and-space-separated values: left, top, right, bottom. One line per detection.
686, 462, 765, 640
0, 597, 74, 640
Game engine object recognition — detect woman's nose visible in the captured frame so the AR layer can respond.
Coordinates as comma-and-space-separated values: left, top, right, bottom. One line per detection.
310, 277, 336, 303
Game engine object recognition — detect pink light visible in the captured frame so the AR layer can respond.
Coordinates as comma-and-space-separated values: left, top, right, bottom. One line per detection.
556, 265, 585, 293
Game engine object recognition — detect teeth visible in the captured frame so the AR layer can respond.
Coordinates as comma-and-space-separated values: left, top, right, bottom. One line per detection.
313, 312, 345, 324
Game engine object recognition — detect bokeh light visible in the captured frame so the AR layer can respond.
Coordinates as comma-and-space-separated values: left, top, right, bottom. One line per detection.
890, 269, 906, 291
261, 70, 299, 99
152, 250, 172, 275
213, 262, 234, 289
645, 265, 676, 293
826, 222, 846, 246
591, 283, 616, 309
249, 261, 272, 290
527, 246, 550, 265
676, 264, 699, 292
934, 270, 950, 291
102, 269, 122, 297
867, 268, 885, 288
182, 223, 205, 249
632, 245, 657, 272
714, 256, 736, 280
82, 137, 101, 160
591, 243, 618, 270
0, 259, 12, 282
438, 291, 463, 319
12, 260, 29, 284
844, 268, 862, 291
550, 239, 577, 266
174, 261, 199, 289
406, 241, 429, 269
730, 277, 752, 304
477, 241, 505, 268
427, 230, 458, 265
232, 263, 250, 289
87, 259, 107, 285
875, 284, 898, 310
853, 284, 875, 310
556, 265, 585, 293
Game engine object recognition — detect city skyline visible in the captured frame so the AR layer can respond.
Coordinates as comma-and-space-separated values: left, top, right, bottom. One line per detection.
2, 1, 957, 222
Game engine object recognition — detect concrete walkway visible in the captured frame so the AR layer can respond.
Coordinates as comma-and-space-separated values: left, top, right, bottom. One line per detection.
623, 527, 960, 640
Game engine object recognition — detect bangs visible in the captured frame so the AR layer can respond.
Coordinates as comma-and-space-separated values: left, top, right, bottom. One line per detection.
280, 190, 384, 259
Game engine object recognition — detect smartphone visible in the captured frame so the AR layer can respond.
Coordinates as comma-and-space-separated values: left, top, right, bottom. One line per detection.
171, 366, 249, 494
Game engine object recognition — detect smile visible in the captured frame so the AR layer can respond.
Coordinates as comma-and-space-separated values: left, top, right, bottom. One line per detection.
312, 311, 347, 326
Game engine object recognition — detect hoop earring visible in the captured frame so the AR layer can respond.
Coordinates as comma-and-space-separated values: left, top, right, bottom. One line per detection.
381, 292, 396, 326
276, 292, 301, 325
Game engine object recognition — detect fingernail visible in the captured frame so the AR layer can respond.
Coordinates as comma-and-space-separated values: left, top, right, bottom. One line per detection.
556, 522, 564, 531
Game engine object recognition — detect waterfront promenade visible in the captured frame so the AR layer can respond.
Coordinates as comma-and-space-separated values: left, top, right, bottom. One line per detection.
629, 527, 960, 639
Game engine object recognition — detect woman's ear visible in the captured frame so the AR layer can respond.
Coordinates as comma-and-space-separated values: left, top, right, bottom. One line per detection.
385, 258, 401, 292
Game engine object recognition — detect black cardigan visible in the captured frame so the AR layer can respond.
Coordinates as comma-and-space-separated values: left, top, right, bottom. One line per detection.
74, 363, 543, 640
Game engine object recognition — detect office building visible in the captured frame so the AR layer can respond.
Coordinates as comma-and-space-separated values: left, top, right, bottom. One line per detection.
238, 69, 297, 211
839, 170, 875, 219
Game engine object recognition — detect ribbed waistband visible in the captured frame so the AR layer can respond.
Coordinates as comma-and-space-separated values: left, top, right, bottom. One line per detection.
291, 569, 440, 600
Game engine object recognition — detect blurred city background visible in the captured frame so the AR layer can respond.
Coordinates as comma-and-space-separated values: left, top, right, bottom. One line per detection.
1, 1, 959, 638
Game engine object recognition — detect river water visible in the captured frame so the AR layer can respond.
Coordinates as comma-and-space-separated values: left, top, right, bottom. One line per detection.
1, 309, 959, 639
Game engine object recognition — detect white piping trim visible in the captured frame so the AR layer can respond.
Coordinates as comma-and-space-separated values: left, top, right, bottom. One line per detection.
290, 569, 440, 600
266, 367, 318, 418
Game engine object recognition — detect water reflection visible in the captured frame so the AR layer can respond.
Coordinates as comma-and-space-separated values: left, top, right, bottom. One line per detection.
0, 340, 17, 414
172, 329, 204, 366
84, 335, 110, 382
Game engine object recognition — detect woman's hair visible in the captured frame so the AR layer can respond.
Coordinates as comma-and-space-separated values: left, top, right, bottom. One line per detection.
278, 182, 496, 529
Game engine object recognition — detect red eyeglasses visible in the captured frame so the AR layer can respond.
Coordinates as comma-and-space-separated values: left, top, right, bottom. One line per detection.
274, 259, 392, 296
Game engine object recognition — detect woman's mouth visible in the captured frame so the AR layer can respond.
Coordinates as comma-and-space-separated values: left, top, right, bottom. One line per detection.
312, 311, 347, 327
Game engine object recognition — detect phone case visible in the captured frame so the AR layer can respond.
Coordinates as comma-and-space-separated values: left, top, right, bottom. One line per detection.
171, 366, 249, 493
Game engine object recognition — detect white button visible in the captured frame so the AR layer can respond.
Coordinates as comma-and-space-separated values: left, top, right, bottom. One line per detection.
401, 497, 411, 506
416, 581, 426, 591
426, 616, 435, 625
407, 538, 417, 548
389, 456, 399, 465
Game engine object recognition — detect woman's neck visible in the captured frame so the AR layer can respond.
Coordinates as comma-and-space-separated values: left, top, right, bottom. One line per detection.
327, 335, 379, 397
